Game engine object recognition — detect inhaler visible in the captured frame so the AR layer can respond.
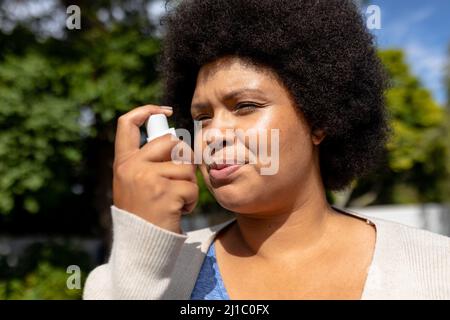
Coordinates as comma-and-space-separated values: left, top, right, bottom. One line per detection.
146, 114, 177, 143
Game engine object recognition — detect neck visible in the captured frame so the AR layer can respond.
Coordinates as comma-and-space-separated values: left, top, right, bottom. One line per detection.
228, 174, 337, 261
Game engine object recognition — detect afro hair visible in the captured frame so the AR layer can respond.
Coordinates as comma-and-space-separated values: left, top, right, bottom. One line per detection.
158, 0, 390, 191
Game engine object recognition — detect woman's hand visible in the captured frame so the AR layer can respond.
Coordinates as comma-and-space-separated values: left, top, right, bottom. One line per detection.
113, 105, 198, 234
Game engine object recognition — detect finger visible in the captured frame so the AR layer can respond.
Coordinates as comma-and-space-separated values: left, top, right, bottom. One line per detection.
115, 105, 173, 161
181, 201, 197, 215
170, 180, 199, 212
139, 134, 195, 163
156, 162, 197, 183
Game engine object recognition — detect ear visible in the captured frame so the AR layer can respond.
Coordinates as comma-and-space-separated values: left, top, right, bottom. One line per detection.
311, 128, 326, 145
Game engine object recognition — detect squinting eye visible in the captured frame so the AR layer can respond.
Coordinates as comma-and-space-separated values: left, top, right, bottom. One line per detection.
194, 115, 211, 122
235, 103, 257, 113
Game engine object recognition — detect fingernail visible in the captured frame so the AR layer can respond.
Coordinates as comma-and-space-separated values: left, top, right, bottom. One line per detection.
160, 106, 173, 110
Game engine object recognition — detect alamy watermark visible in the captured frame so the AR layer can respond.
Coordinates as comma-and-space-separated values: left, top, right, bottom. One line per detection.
64, 4, 381, 31
167, 121, 280, 176
66, 265, 81, 290
366, 5, 382, 30
66, 5, 81, 30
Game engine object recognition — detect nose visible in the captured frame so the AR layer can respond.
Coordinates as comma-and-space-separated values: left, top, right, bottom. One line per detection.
205, 129, 236, 156
205, 110, 236, 142
204, 111, 238, 156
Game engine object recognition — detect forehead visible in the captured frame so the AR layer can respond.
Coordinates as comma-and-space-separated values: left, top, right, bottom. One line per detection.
192, 56, 279, 99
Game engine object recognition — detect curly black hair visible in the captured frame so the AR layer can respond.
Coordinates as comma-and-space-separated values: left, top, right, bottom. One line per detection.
158, 0, 390, 191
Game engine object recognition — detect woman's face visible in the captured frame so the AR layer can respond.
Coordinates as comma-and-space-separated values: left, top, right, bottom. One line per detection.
191, 56, 323, 216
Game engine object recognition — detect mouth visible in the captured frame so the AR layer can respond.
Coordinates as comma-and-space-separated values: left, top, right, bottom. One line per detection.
207, 160, 248, 181
207, 160, 248, 171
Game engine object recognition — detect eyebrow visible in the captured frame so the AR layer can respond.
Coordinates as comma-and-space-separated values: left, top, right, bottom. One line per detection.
222, 88, 266, 101
191, 88, 267, 114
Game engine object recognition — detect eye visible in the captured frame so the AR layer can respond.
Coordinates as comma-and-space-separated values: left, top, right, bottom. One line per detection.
193, 114, 211, 122
235, 102, 258, 114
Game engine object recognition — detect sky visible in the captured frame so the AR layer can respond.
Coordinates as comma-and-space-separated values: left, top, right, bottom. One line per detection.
367, 0, 450, 105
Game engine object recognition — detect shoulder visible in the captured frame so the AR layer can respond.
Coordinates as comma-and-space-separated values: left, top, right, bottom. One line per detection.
376, 218, 450, 298
372, 215, 450, 257
184, 217, 236, 245
367, 216, 450, 299
334, 206, 450, 255
335, 206, 450, 299
379, 218, 450, 275
344, 206, 450, 266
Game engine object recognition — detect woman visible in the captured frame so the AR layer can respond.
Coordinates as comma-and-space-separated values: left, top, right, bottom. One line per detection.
84, 0, 450, 299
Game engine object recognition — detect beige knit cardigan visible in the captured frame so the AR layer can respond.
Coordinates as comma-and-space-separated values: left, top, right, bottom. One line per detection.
83, 205, 450, 300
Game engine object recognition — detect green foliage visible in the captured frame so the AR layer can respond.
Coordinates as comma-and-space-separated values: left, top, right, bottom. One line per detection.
381, 50, 444, 172
0, 51, 83, 214
0, 3, 166, 216
349, 50, 450, 205
0, 241, 91, 300
0, 262, 84, 300
67, 29, 164, 122
0, 22, 217, 217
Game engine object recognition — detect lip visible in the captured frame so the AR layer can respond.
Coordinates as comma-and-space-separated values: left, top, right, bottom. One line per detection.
209, 164, 244, 181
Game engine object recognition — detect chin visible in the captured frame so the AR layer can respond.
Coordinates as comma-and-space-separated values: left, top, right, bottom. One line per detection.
213, 186, 262, 214
212, 183, 243, 203
203, 165, 266, 212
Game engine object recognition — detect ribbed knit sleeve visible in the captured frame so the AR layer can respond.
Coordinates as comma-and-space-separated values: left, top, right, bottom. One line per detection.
82, 205, 188, 300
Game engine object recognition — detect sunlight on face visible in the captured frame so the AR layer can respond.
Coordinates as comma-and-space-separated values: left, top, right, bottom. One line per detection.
191, 56, 321, 216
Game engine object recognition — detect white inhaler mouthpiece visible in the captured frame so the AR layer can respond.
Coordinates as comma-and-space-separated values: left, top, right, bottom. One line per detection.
146, 114, 177, 143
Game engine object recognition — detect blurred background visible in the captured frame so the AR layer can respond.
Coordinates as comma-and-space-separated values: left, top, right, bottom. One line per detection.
0, 0, 449, 299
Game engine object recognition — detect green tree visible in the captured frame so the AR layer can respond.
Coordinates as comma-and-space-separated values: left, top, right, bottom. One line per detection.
338, 49, 450, 206
0, 1, 216, 249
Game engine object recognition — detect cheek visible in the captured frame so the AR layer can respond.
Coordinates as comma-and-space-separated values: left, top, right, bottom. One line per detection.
266, 110, 315, 180
280, 121, 312, 161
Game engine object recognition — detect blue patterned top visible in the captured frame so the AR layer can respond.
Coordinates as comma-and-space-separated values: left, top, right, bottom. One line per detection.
190, 241, 230, 300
